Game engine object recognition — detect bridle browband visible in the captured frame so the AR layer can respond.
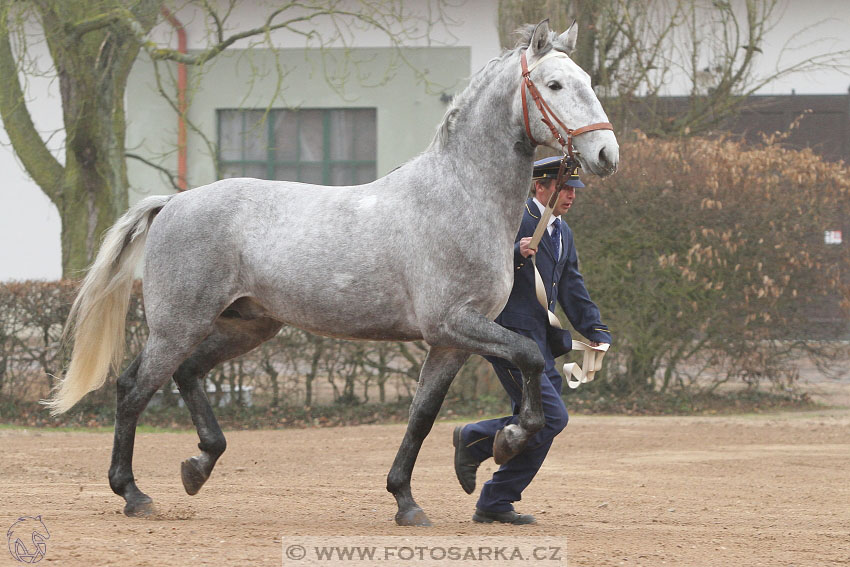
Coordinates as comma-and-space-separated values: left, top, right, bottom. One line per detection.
520, 51, 613, 160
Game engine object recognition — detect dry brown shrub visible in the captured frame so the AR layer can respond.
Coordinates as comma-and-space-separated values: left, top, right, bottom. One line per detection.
572, 132, 849, 394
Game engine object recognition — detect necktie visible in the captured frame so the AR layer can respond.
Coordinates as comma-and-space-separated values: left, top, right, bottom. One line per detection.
550, 218, 561, 260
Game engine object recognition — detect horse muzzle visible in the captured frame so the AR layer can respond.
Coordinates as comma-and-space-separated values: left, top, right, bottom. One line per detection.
574, 131, 619, 178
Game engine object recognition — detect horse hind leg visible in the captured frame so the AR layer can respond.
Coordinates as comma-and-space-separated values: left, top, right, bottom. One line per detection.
387, 346, 470, 526
109, 330, 207, 517
174, 314, 282, 496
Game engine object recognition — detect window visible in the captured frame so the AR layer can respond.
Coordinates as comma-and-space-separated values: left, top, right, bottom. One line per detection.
217, 108, 377, 185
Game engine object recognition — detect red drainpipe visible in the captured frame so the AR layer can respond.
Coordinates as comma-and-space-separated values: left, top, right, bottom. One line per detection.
161, 6, 188, 191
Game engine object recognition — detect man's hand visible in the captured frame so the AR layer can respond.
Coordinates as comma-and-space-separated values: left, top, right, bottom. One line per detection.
519, 237, 537, 258
589, 341, 606, 348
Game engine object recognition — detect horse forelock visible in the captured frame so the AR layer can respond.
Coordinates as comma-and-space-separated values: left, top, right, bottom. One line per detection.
514, 24, 573, 55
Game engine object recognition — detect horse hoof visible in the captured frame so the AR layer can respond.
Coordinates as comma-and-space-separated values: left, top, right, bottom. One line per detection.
493, 425, 525, 465
123, 496, 155, 518
395, 507, 432, 527
181, 457, 209, 496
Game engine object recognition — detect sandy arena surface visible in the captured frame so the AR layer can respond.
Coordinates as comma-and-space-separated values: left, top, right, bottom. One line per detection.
1, 408, 849, 567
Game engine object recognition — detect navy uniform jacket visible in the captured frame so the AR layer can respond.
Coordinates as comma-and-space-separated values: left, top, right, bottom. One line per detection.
495, 198, 611, 368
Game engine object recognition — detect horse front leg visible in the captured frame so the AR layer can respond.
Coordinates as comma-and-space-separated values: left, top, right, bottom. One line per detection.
428, 307, 546, 465
387, 346, 469, 526
492, 362, 544, 464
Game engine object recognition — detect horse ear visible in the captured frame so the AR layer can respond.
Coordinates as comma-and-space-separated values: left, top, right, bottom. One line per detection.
557, 20, 578, 55
527, 19, 552, 57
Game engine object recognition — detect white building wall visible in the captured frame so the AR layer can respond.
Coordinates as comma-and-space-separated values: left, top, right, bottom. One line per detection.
148, 0, 501, 73
0, 33, 64, 280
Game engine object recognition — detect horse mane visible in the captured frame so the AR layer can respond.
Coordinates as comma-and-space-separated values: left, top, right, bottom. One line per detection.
427, 24, 570, 152
426, 50, 513, 152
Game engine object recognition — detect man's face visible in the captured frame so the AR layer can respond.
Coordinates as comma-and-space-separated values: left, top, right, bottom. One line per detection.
536, 180, 575, 216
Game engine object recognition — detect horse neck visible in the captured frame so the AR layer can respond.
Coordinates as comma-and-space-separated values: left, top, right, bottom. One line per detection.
429, 54, 534, 219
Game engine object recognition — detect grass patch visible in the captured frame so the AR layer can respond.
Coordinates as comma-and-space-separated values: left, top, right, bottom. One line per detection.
564, 387, 820, 416
0, 387, 821, 431
0, 423, 182, 434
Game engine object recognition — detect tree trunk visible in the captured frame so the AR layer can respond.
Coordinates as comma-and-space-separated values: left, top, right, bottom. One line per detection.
48, 2, 157, 276
305, 341, 324, 406
572, 0, 599, 78
57, 155, 125, 276
615, 345, 659, 395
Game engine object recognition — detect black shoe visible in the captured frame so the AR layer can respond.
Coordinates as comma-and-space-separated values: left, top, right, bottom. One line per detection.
453, 425, 480, 495
472, 508, 537, 525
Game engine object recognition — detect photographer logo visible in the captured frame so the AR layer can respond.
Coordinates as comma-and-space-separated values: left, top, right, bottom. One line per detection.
7, 516, 50, 564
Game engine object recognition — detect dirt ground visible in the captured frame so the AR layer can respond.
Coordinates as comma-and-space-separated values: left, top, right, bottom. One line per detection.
2, 402, 849, 567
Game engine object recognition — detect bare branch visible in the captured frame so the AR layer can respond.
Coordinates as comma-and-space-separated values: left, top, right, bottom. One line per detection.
146, 5, 397, 67
149, 57, 222, 179
62, 8, 125, 38
201, 0, 228, 44
125, 152, 182, 193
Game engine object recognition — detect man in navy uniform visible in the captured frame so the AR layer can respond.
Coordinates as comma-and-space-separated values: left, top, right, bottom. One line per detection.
453, 156, 611, 524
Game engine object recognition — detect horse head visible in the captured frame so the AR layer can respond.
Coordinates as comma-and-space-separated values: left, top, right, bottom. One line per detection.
519, 20, 619, 177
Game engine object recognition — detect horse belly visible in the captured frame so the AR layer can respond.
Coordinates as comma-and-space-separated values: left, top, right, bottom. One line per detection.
251, 267, 423, 342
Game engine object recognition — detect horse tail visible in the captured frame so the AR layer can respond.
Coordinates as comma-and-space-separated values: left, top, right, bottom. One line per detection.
44, 195, 174, 415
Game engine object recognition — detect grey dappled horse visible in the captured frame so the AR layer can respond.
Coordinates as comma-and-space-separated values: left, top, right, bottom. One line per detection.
47, 20, 618, 526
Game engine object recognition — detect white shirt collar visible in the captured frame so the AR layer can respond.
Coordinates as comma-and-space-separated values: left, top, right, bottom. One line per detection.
532, 197, 561, 228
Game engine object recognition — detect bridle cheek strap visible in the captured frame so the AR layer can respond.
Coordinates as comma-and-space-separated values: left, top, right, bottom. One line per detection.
520, 51, 614, 158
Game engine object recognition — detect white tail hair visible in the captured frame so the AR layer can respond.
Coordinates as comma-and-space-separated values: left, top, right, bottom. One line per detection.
44, 195, 174, 415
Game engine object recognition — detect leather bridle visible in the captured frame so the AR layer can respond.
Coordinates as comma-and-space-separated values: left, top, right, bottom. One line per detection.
520, 51, 614, 160
520, 49, 614, 390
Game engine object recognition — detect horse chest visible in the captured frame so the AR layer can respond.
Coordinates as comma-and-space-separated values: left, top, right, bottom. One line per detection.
453, 247, 515, 319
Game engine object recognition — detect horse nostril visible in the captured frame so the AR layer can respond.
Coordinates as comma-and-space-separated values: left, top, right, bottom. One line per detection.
597, 146, 619, 173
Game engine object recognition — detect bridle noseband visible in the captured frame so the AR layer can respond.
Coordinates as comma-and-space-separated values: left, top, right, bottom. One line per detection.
520, 51, 614, 160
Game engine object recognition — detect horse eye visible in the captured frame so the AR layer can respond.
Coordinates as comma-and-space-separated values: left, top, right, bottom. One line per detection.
547, 81, 562, 91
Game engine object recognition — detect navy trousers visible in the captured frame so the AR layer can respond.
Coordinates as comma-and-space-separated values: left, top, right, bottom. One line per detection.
461, 355, 569, 512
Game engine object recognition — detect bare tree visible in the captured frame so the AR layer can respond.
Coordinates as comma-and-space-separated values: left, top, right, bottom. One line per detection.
498, 0, 850, 136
